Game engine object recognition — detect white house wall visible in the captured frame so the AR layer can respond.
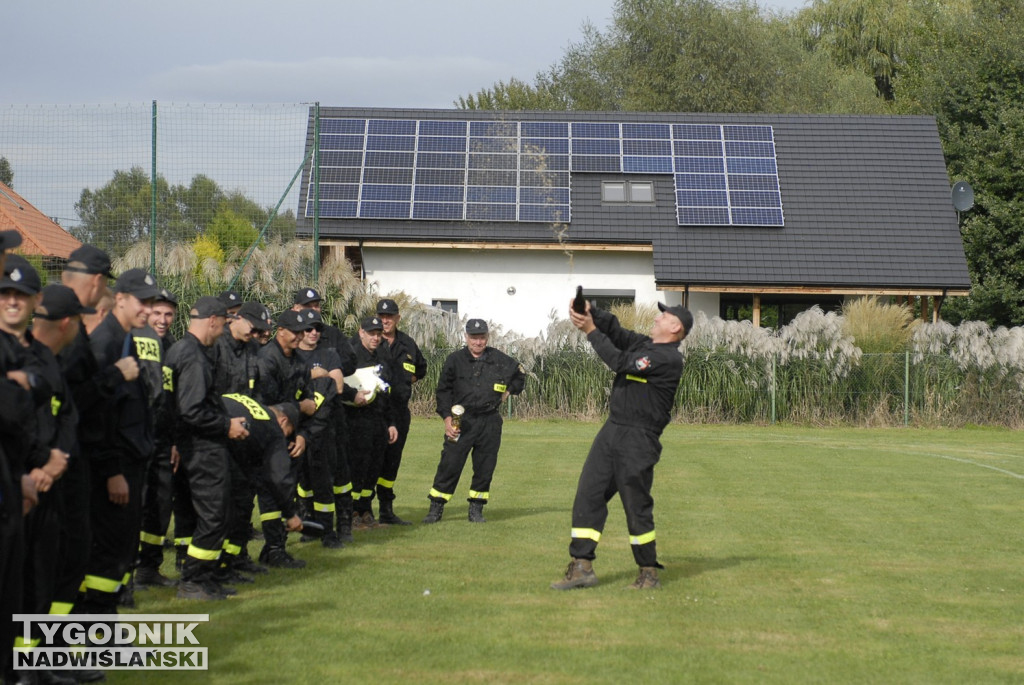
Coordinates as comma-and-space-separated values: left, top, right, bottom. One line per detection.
361, 247, 709, 337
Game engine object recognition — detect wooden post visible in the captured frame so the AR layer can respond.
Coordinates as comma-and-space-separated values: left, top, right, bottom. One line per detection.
753, 294, 761, 328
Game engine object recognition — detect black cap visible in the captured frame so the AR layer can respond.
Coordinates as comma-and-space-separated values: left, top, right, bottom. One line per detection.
238, 300, 273, 331
114, 269, 160, 300
35, 284, 96, 320
190, 296, 228, 319
657, 302, 695, 336
0, 230, 22, 251
155, 288, 178, 307
219, 290, 242, 309
465, 319, 488, 334
64, 244, 112, 277
360, 316, 383, 332
0, 254, 42, 295
302, 309, 325, 330
376, 298, 399, 315
277, 309, 315, 332
294, 287, 322, 306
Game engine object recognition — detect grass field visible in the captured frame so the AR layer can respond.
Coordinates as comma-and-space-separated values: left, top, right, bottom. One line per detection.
116, 419, 1024, 684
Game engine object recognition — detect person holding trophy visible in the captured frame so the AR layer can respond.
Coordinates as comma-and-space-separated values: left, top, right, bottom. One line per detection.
422, 319, 525, 524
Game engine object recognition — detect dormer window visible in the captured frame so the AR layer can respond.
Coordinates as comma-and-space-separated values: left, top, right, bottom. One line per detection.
602, 180, 654, 204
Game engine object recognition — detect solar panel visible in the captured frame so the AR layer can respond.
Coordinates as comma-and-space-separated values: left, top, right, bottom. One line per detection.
306, 118, 783, 226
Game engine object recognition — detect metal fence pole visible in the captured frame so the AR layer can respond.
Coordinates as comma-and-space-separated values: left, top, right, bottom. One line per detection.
312, 102, 320, 282
904, 349, 910, 427
770, 353, 777, 424
150, 100, 157, 272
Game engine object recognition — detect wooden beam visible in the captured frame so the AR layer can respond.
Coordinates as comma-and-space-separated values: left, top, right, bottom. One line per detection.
753, 294, 761, 328
312, 239, 653, 253
661, 284, 970, 297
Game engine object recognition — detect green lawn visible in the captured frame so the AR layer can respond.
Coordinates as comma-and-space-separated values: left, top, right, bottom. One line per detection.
118, 420, 1024, 684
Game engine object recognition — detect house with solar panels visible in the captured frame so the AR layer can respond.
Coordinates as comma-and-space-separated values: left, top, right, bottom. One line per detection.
295, 108, 971, 336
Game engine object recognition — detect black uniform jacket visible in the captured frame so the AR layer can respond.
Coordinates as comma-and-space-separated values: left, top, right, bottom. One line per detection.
164, 332, 231, 444
222, 394, 297, 518
256, 338, 313, 442
213, 331, 260, 396
435, 346, 525, 419
380, 329, 427, 407
89, 313, 154, 476
588, 308, 683, 435
347, 337, 396, 426
24, 335, 77, 470
58, 322, 122, 449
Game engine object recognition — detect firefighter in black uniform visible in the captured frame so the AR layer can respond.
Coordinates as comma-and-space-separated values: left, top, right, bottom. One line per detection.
136, 288, 180, 588
164, 296, 250, 601
78, 268, 158, 616
0, 230, 37, 679
291, 288, 359, 541
221, 395, 303, 541
375, 298, 427, 525
423, 318, 525, 525
551, 300, 692, 591
294, 309, 348, 549
346, 316, 397, 529
255, 308, 316, 568
212, 300, 271, 576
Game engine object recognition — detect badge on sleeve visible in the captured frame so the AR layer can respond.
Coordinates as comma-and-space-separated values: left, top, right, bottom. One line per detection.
635, 356, 651, 371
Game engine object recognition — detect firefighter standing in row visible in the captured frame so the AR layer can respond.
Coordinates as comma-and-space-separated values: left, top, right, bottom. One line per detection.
423, 318, 525, 525
551, 300, 692, 591
375, 298, 426, 526
164, 296, 250, 601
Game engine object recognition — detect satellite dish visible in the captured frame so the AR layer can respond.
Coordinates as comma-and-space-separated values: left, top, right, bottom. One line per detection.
951, 181, 974, 212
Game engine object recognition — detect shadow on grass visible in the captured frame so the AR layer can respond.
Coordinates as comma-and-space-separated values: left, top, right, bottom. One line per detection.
675, 555, 757, 578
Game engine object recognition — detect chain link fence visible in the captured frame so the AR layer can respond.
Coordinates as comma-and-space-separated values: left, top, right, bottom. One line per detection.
411, 350, 1024, 428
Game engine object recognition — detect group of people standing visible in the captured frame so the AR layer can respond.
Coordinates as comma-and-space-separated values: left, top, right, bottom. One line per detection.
2, 230, 694, 683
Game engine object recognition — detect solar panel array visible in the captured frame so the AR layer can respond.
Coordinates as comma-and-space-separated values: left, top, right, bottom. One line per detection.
307, 119, 783, 226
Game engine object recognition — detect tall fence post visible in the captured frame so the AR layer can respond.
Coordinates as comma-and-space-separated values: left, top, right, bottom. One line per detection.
904, 349, 910, 427
150, 100, 157, 272
770, 353, 777, 424
312, 102, 321, 282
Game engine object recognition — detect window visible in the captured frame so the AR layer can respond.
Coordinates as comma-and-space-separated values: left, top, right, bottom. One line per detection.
432, 299, 458, 314
601, 180, 654, 204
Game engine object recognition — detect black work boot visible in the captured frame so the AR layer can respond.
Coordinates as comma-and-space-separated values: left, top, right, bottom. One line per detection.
317, 512, 344, 549
550, 558, 599, 590
335, 495, 354, 543
378, 497, 412, 526
422, 499, 445, 524
467, 500, 486, 523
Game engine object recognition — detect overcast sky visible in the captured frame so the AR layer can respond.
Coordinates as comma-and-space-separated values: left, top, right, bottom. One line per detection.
8, 0, 810, 108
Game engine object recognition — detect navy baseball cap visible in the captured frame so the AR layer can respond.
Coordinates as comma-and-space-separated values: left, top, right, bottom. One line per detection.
0, 230, 22, 251
376, 298, 399, 315
114, 269, 160, 300
1, 255, 41, 294
465, 319, 488, 334
190, 296, 228, 319
278, 309, 315, 332
360, 316, 383, 332
35, 284, 96, 320
657, 302, 694, 335
64, 244, 112, 277
238, 301, 273, 331
294, 287, 322, 305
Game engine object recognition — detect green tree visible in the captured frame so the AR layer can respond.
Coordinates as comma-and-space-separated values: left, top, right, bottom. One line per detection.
0, 156, 12, 188
207, 206, 260, 253
895, 0, 1024, 325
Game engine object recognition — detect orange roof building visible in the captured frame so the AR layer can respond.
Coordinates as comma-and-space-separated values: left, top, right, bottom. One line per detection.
0, 181, 81, 258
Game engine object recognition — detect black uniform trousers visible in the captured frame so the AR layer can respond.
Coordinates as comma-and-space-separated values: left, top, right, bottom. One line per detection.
79, 455, 145, 613
568, 422, 662, 568
224, 453, 255, 561
138, 446, 174, 571
19, 486, 63, 647
52, 449, 91, 614
172, 461, 196, 552
306, 419, 338, 525
428, 411, 502, 503
0, 498, 23, 675
377, 404, 411, 503
179, 435, 232, 584
347, 408, 386, 514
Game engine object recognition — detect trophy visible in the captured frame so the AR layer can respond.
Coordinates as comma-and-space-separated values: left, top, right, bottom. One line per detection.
447, 404, 465, 443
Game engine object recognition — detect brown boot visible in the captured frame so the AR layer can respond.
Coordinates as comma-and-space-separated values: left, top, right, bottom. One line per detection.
626, 567, 661, 590
550, 558, 598, 590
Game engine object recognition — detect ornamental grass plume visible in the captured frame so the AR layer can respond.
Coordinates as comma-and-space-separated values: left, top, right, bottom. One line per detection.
777, 306, 861, 377
841, 296, 918, 353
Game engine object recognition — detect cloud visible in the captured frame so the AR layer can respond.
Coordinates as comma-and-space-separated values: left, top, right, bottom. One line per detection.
147, 56, 518, 108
